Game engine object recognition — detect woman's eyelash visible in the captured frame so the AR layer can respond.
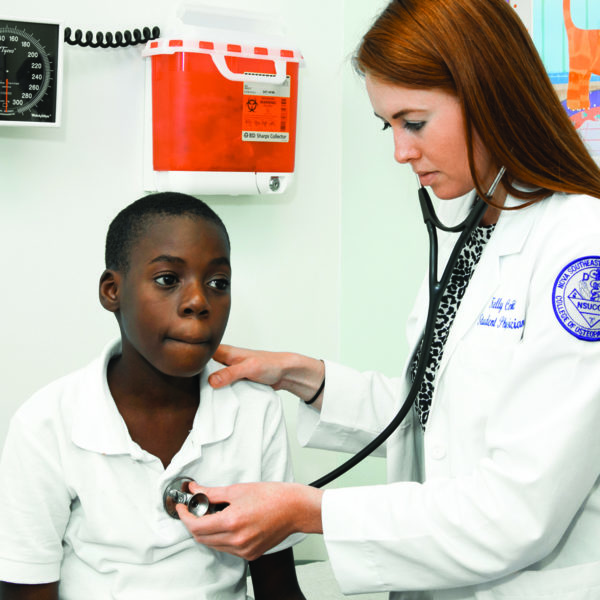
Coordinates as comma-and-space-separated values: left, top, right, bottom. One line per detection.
404, 121, 425, 132
380, 121, 425, 132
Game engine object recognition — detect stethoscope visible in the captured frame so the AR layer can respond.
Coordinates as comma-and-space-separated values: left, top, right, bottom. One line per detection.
163, 167, 507, 516
308, 166, 507, 488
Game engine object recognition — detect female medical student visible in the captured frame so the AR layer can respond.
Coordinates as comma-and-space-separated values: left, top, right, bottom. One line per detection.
177, 0, 600, 597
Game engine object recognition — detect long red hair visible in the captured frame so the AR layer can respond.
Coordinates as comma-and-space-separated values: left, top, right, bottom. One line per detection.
354, 0, 600, 206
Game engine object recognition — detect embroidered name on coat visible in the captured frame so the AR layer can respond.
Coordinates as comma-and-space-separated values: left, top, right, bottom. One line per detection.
478, 296, 525, 330
552, 256, 600, 341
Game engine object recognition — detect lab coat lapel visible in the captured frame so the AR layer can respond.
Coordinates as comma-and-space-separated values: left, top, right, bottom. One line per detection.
435, 195, 540, 378
404, 194, 473, 357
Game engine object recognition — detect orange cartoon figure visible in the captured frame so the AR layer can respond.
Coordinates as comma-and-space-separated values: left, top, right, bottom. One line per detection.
564, 0, 600, 110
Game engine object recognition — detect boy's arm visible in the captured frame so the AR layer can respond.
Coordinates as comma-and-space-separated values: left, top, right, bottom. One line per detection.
248, 548, 305, 600
0, 582, 59, 600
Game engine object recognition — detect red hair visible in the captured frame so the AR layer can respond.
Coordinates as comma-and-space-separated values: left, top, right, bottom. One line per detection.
354, 0, 600, 207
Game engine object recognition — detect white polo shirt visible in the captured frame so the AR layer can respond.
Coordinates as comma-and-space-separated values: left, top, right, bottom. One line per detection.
0, 340, 302, 599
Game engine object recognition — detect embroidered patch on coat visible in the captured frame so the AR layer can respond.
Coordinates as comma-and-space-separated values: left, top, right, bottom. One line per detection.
552, 256, 600, 341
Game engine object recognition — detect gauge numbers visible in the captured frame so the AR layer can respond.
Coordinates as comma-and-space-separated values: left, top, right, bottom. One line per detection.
0, 19, 62, 126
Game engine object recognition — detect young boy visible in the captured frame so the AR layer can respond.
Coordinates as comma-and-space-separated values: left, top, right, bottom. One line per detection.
0, 193, 306, 600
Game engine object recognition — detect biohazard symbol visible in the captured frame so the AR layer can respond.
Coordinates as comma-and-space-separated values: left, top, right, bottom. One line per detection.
246, 99, 258, 112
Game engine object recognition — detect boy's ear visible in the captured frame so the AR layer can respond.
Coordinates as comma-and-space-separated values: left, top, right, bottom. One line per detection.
99, 269, 121, 313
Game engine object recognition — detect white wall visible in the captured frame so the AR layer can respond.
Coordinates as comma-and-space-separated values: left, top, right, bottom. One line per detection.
0, 0, 345, 561
0, 0, 426, 561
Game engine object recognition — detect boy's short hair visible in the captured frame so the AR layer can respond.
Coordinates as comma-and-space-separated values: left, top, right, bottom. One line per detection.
105, 192, 230, 272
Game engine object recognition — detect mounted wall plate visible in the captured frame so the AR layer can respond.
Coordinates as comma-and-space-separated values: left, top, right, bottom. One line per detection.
0, 17, 63, 126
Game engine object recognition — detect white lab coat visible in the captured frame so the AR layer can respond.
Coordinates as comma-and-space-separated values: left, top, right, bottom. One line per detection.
298, 191, 600, 599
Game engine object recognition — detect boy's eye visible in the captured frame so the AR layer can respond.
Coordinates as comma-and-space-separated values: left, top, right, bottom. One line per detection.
381, 121, 391, 131
404, 120, 425, 132
207, 277, 231, 291
155, 274, 178, 287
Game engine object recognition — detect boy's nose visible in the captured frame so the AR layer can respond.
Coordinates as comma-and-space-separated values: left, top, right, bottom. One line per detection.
179, 282, 209, 317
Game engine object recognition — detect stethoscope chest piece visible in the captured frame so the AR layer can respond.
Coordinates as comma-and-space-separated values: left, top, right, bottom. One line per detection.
163, 476, 211, 519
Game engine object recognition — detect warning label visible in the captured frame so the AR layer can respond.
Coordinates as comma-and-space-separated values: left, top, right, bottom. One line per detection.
242, 75, 290, 142
242, 131, 289, 142
243, 77, 291, 99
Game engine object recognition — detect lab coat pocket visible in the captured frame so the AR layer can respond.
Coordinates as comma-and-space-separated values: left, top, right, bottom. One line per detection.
433, 332, 518, 464
473, 560, 600, 599
444, 333, 514, 428
452, 287, 526, 391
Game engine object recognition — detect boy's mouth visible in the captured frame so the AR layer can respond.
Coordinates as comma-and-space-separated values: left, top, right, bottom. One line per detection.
165, 336, 210, 346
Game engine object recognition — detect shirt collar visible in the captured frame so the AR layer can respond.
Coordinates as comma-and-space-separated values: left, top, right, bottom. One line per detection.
71, 339, 239, 456
490, 191, 542, 258
190, 363, 239, 447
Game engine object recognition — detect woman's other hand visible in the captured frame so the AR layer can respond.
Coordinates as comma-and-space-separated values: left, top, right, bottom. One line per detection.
176, 481, 323, 561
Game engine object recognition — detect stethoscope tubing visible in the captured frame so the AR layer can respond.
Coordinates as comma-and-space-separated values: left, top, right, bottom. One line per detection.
309, 169, 505, 489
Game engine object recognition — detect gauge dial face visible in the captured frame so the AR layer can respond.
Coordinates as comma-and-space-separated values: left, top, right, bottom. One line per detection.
0, 19, 61, 125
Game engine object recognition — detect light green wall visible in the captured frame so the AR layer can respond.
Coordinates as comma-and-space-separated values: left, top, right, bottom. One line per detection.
337, 1, 428, 489
342, 0, 427, 375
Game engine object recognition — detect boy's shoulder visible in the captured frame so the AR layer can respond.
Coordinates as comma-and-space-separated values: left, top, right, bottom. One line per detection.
202, 360, 285, 426
11, 341, 114, 430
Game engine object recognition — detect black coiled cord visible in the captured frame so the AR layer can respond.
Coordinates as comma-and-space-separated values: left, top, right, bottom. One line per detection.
64, 26, 160, 48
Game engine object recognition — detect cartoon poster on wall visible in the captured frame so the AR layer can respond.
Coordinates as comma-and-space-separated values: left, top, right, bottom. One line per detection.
508, 0, 600, 159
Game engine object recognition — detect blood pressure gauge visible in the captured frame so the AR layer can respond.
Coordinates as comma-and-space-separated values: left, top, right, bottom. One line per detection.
0, 18, 63, 126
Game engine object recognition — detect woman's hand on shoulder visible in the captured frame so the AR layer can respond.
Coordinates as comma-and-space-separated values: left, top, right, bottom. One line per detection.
209, 345, 292, 389
209, 345, 325, 403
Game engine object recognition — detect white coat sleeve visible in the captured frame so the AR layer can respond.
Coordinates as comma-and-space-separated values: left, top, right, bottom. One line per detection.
297, 360, 416, 458
318, 207, 600, 594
